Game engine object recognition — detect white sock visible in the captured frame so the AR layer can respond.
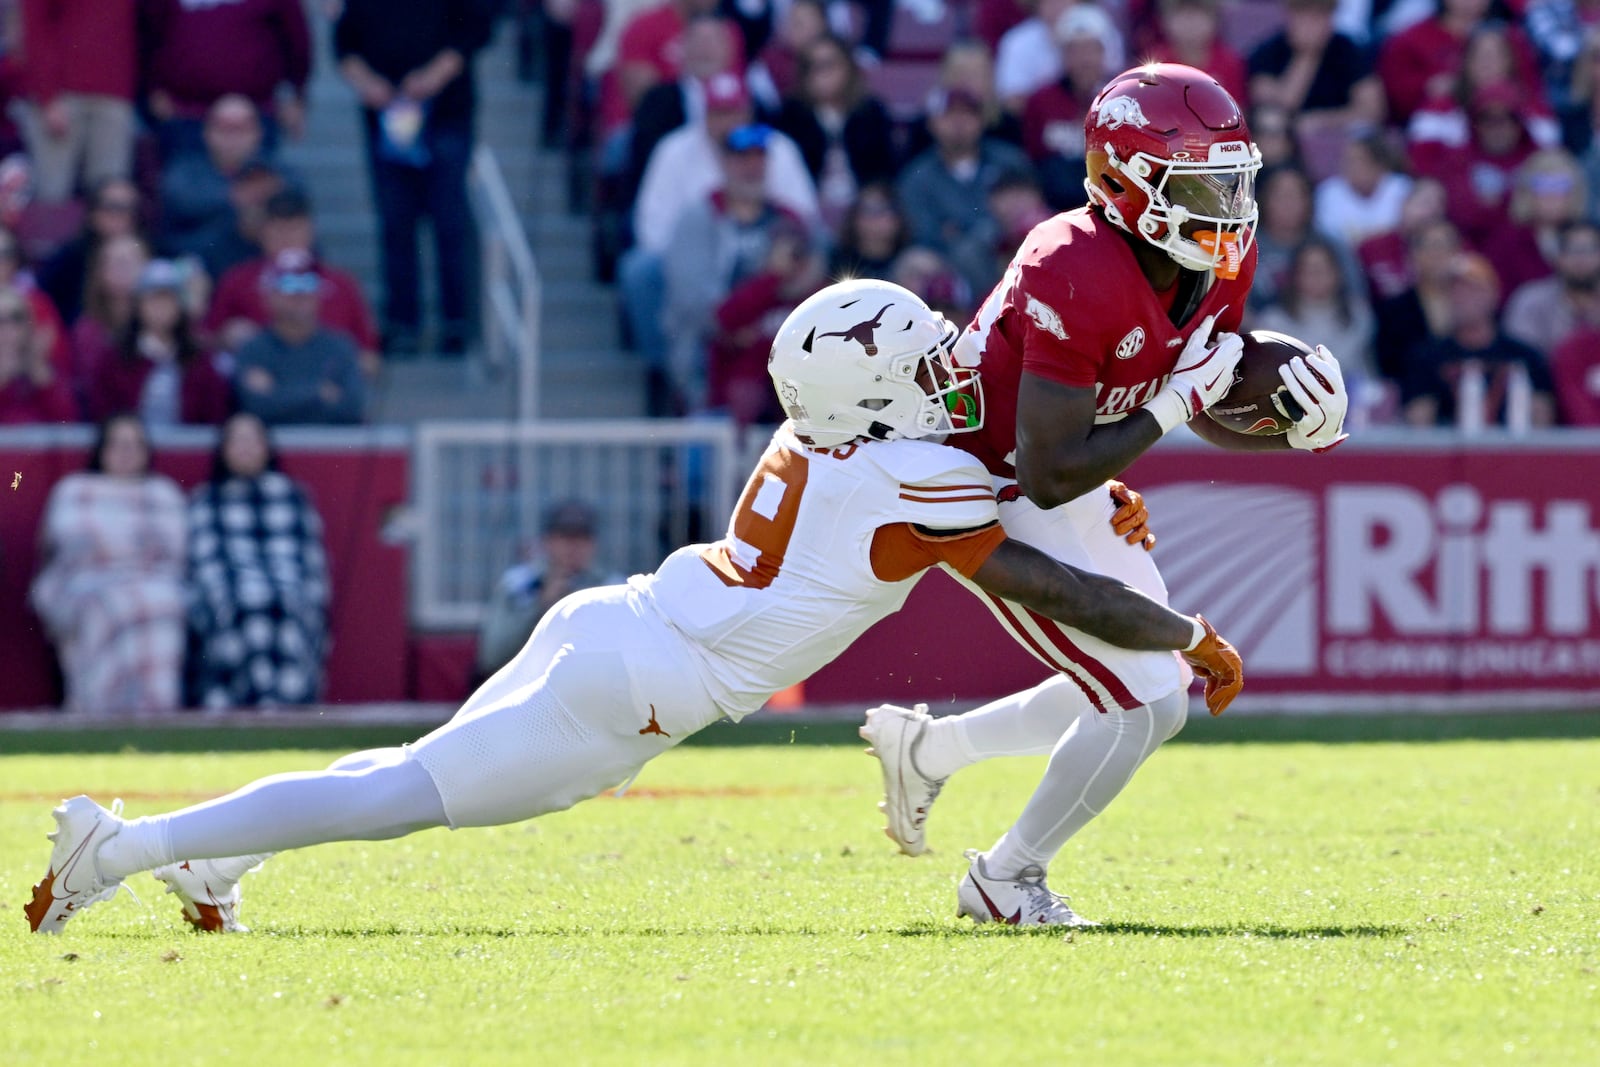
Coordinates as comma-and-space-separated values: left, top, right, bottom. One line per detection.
97, 816, 175, 882
914, 676, 1087, 780
984, 689, 1188, 879
99, 750, 447, 881
207, 853, 276, 882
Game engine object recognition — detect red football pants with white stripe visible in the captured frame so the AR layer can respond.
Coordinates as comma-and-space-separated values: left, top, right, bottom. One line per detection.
956, 477, 1193, 714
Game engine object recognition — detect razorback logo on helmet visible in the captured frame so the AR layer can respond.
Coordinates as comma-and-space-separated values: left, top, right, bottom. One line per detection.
1024, 294, 1068, 340
1115, 326, 1146, 360
1096, 96, 1150, 131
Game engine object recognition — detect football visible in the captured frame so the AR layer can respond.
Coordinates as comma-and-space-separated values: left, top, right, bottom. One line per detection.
1204, 330, 1320, 436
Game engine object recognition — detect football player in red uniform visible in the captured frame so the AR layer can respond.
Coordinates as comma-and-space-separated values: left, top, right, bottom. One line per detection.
862, 63, 1350, 926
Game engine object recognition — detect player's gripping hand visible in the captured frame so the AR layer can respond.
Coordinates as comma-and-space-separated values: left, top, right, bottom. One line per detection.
1182, 614, 1243, 716
1282, 345, 1350, 452
1144, 313, 1246, 434
1107, 480, 1155, 551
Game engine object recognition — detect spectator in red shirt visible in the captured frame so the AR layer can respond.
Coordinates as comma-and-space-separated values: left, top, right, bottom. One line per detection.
1021, 4, 1118, 210
1379, 0, 1543, 125
1479, 147, 1588, 297
70, 232, 150, 406
1407, 23, 1560, 178
1550, 323, 1600, 422
204, 188, 379, 376
748, 0, 827, 107
0, 287, 75, 424
1146, 0, 1248, 108
85, 258, 230, 426
16, 0, 136, 202
138, 0, 311, 160
708, 220, 824, 428
1426, 83, 1544, 248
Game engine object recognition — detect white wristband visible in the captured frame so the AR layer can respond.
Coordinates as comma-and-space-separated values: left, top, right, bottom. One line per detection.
1144, 385, 1194, 435
1182, 617, 1207, 652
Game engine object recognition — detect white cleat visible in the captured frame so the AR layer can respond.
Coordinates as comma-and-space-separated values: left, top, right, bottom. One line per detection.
152, 857, 264, 933
25, 796, 126, 934
859, 703, 944, 856
956, 850, 1099, 928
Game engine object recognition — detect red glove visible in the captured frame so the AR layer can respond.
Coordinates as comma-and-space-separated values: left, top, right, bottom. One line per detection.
1182, 614, 1243, 716
1108, 480, 1156, 551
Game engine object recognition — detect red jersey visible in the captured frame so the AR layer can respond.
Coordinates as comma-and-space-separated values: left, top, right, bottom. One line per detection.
955, 207, 1255, 477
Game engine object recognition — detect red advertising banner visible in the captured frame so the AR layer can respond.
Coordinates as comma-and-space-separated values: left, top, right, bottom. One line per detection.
1125, 435, 1600, 707
806, 433, 1600, 712
0, 427, 410, 710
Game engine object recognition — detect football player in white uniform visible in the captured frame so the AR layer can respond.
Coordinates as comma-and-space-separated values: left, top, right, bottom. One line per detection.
25, 281, 1241, 935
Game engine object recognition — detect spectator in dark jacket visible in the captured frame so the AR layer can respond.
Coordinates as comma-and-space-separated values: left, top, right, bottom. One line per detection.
36, 177, 143, 327
625, 14, 745, 206
138, 0, 311, 159
771, 34, 897, 229
830, 182, 909, 281
334, 0, 498, 356
233, 250, 365, 425
1403, 252, 1557, 428
17, 0, 136, 201
159, 96, 292, 279
897, 86, 1031, 300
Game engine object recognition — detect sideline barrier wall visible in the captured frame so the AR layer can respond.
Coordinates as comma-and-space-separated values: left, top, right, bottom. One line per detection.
7, 425, 1598, 712
0, 426, 409, 710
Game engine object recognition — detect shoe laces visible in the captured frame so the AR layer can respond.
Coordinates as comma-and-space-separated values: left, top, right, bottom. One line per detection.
1013, 865, 1078, 921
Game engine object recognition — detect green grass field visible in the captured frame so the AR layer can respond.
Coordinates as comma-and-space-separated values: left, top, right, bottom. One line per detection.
2, 717, 1597, 1066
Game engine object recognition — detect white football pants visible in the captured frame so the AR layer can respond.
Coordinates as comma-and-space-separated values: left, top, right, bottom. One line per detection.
99, 587, 723, 879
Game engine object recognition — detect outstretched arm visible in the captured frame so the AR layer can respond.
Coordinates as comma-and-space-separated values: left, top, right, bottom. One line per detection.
970, 538, 1194, 651
968, 538, 1242, 714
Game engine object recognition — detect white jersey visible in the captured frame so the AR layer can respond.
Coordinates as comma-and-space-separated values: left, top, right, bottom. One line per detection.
634, 424, 1003, 720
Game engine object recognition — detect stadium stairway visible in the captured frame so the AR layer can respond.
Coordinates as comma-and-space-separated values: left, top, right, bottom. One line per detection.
281, 12, 643, 423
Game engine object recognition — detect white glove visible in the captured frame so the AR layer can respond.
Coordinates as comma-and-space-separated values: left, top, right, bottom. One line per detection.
1143, 313, 1246, 434
1281, 345, 1350, 452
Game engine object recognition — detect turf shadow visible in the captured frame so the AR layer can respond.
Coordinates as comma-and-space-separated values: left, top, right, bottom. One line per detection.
888, 919, 1408, 939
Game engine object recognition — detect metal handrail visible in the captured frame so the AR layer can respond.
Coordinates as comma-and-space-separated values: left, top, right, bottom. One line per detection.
468, 144, 542, 419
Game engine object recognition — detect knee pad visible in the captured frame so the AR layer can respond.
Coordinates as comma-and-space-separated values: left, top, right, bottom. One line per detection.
1146, 688, 1189, 743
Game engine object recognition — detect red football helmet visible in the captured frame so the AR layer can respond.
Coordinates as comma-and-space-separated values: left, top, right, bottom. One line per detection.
1084, 63, 1261, 275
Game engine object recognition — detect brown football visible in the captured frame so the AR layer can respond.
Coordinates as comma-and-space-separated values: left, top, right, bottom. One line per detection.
1204, 330, 1321, 436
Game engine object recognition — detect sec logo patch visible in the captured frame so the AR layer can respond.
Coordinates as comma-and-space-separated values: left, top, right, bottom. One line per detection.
1115, 326, 1145, 360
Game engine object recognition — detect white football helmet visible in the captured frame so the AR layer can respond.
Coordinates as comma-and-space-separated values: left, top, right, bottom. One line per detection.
768, 280, 982, 448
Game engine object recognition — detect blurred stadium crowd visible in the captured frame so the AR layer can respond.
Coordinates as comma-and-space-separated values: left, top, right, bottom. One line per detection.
1, 0, 1598, 434
563, 0, 1600, 430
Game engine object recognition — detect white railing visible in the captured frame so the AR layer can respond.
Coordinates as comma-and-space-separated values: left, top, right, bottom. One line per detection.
467, 144, 542, 420
411, 419, 742, 629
